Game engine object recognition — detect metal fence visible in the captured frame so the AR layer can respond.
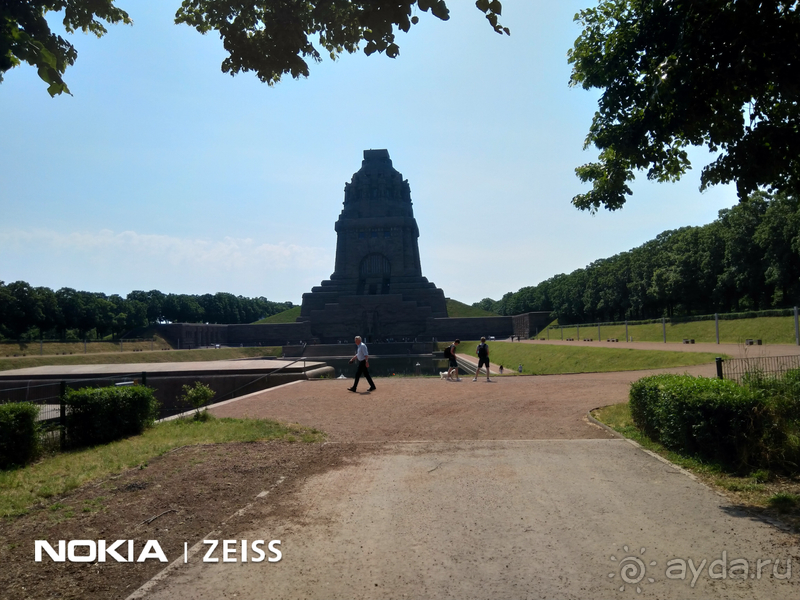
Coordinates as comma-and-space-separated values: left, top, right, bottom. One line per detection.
0, 362, 313, 438
0, 337, 167, 357
719, 354, 800, 384
544, 306, 800, 345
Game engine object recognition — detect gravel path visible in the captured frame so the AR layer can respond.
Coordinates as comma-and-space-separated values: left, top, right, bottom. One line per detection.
209, 368, 712, 442
138, 366, 800, 599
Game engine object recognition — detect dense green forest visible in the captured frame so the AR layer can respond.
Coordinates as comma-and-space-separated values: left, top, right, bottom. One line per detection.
476, 192, 800, 324
0, 285, 293, 341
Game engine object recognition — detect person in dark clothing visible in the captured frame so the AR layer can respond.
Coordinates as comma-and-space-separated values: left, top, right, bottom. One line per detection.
446, 339, 461, 381
473, 337, 492, 382
348, 336, 376, 392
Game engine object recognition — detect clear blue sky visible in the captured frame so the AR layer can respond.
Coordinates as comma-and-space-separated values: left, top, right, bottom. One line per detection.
0, 1, 737, 306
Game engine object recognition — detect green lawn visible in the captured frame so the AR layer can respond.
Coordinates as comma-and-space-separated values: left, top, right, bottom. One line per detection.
544, 315, 799, 345
0, 346, 282, 372
458, 341, 723, 375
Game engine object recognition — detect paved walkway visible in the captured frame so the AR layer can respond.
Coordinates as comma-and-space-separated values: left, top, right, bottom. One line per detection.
139, 374, 800, 599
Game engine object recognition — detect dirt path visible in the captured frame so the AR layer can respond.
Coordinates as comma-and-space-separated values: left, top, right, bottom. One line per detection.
209, 368, 717, 442
141, 374, 799, 599
143, 439, 800, 600
7, 365, 800, 599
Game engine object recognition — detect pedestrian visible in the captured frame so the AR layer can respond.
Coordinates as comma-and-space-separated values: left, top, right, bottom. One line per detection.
445, 339, 461, 381
499, 365, 504, 375
347, 335, 376, 392
518, 364, 523, 373
473, 336, 491, 382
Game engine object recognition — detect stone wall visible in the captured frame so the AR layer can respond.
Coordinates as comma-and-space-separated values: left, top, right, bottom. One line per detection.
512, 312, 552, 338
157, 312, 552, 350
227, 323, 312, 346
158, 322, 311, 349
427, 316, 514, 341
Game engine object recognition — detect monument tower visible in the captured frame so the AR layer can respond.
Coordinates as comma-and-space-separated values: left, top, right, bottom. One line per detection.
299, 149, 448, 342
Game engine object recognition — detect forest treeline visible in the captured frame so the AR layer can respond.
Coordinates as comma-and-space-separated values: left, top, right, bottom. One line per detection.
0, 285, 293, 341
475, 192, 800, 324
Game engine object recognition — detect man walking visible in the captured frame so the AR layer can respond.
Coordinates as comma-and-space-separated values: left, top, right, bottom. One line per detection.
446, 339, 461, 381
348, 336, 376, 392
473, 337, 492, 382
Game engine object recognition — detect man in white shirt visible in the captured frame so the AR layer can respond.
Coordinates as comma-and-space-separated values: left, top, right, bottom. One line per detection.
348, 336, 376, 392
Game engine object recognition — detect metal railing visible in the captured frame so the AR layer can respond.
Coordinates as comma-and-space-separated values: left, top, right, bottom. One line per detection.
718, 355, 800, 384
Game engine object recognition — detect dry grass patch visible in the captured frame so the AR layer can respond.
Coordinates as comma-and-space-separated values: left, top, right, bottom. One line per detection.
0, 417, 324, 519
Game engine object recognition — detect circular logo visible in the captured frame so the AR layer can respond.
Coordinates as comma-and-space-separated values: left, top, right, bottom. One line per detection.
608, 545, 656, 593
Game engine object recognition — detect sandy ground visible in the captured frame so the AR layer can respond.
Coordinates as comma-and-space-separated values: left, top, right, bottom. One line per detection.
6, 356, 800, 599
135, 374, 800, 599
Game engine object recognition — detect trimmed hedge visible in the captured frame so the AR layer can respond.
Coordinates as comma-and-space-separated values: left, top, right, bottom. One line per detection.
64, 385, 159, 448
0, 402, 40, 469
629, 374, 800, 472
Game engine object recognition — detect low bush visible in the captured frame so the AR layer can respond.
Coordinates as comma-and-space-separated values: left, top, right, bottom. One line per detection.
0, 402, 40, 469
629, 373, 800, 472
180, 382, 216, 419
64, 385, 159, 448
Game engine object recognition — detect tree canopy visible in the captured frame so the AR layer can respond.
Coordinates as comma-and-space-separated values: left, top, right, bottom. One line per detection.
3, 0, 507, 95
478, 191, 800, 323
175, 0, 508, 85
569, 0, 800, 212
0, 0, 131, 96
0, 284, 293, 341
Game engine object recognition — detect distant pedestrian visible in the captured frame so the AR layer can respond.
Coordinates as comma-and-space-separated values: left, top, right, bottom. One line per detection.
348, 336, 376, 392
518, 364, 523, 373
473, 337, 491, 382
499, 365, 504, 375
445, 339, 461, 381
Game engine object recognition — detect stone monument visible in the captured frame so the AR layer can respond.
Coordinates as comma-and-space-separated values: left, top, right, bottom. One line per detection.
158, 150, 551, 350
299, 149, 448, 342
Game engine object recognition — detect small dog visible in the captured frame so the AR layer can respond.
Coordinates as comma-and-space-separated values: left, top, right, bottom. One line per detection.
439, 371, 449, 380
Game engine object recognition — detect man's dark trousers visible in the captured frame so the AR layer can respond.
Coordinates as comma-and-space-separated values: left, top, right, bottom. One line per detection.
353, 359, 375, 390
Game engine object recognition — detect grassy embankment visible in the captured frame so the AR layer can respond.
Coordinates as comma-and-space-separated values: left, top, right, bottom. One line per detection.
0, 346, 282, 373
542, 315, 798, 345
0, 337, 174, 358
445, 299, 498, 318
0, 417, 324, 518
446, 341, 723, 374
253, 306, 302, 323
593, 402, 800, 528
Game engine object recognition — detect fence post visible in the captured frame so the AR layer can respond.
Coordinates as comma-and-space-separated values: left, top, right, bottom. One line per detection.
715, 313, 720, 344
795, 306, 799, 346
59, 380, 66, 450
84, 339, 87, 354
598, 323, 601, 340
577, 325, 580, 340
662, 317, 666, 343
142, 372, 147, 387
625, 320, 629, 343
715, 357, 724, 380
